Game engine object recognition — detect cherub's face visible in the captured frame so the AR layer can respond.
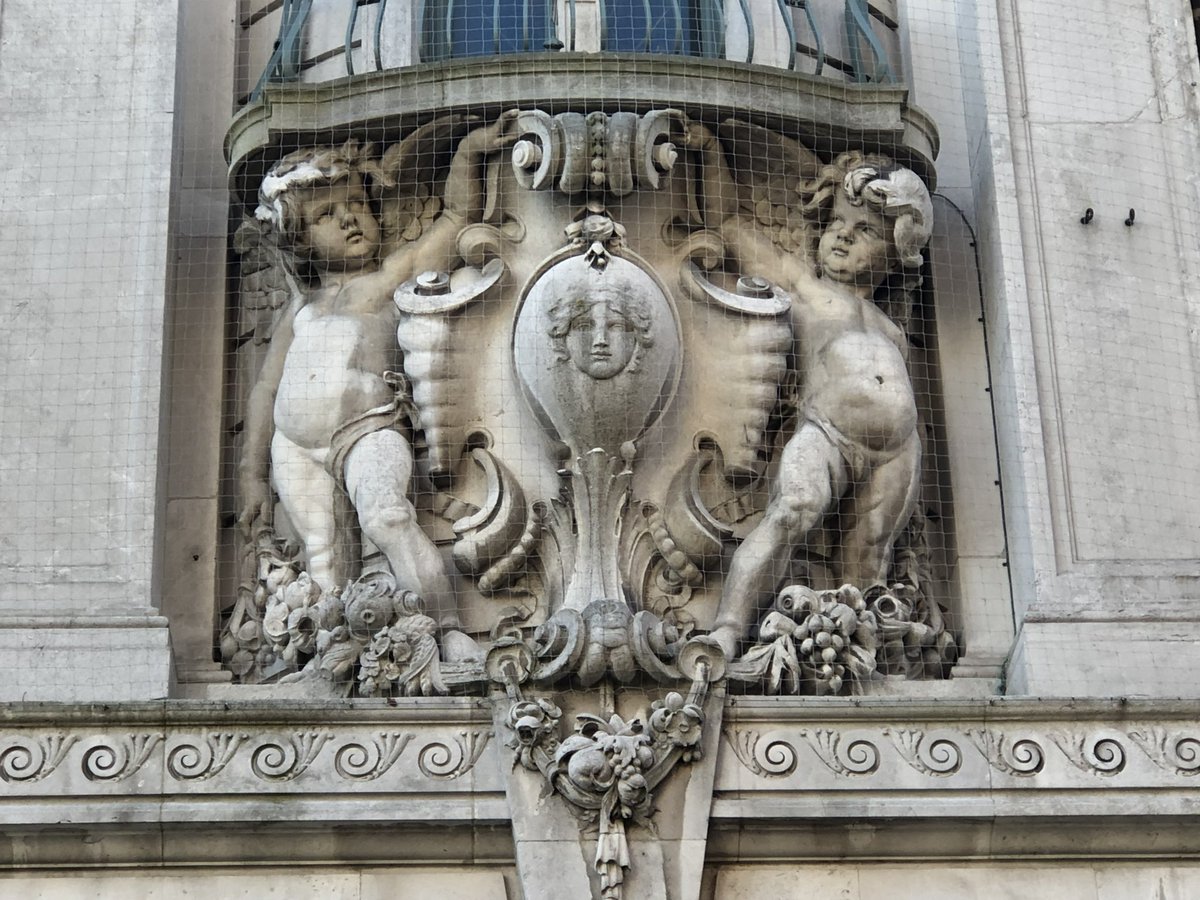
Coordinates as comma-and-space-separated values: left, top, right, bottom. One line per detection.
299, 176, 380, 271
565, 298, 638, 380
818, 191, 895, 290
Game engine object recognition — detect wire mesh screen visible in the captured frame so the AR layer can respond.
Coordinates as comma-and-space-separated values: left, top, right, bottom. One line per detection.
14, 0, 1194, 701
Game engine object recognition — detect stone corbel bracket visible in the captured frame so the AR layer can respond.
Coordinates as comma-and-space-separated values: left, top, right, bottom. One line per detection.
492, 639, 725, 900
510, 109, 682, 196
394, 258, 507, 481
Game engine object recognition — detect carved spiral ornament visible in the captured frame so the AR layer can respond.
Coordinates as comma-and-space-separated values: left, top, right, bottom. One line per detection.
417, 730, 490, 779
1085, 737, 1127, 775
81, 735, 161, 782
966, 730, 1045, 777
756, 737, 800, 776
888, 729, 962, 776
1174, 736, 1200, 774
726, 729, 801, 777
0, 743, 40, 782
1004, 738, 1046, 775
0, 735, 78, 783
166, 733, 248, 781
249, 732, 331, 781
918, 737, 963, 774
333, 732, 412, 780
804, 729, 880, 776
836, 739, 880, 776
80, 745, 121, 781
1130, 729, 1200, 776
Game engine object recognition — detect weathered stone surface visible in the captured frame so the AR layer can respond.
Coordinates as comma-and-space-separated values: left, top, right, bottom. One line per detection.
0, 0, 179, 699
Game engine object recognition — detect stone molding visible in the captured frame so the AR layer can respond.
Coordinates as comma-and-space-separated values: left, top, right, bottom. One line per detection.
224, 55, 938, 188
2, 698, 1195, 827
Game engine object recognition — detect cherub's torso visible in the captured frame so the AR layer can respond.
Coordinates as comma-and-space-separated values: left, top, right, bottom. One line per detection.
274, 278, 401, 450
790, 275, 916, 454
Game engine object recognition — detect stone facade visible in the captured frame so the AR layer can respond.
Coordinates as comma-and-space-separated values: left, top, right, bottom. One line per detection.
2, 1, 1199, 898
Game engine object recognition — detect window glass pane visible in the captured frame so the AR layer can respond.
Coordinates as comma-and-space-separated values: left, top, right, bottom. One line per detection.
603, 0, 699, 54
423, 0, 555, 59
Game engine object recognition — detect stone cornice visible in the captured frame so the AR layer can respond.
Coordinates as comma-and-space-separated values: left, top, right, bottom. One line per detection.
224, 54, 939, 196
2, 697, 1197, 869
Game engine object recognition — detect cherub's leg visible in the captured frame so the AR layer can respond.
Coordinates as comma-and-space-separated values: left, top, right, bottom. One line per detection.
342, 429, 456, 625
839, 431, 921, 588
712, 423, 848, 658
271, 432, 344, 591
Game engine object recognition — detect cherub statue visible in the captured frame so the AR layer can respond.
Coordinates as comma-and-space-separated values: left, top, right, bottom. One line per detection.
238, 114, 518, 659
683, 123, 934, 657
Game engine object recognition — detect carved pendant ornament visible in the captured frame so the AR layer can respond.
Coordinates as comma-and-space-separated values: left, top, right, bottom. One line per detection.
222, 108, 959, 708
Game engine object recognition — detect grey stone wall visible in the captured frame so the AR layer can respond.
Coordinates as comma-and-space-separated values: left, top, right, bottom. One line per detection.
0, 0, 179, 700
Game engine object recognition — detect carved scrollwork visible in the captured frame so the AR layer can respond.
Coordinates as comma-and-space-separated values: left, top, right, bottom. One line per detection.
250, 732, 333, 781
724, 729, 798, 778
417, 729, 492, 780
81, 734, 163, 782
333, 731, 414, 780
1048, 732, 1126, 777
0, 734, 78, 783
166, 732, 250, 781
886, 728, 962, 776
965, 729, 1045, 777
1128, 728, 1200, 776
803, 729, 880, 776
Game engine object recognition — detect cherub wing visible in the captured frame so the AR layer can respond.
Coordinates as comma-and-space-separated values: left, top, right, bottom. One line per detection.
233, 216, 301, 348
717, 118, 823, 258
374, 114, 479, 257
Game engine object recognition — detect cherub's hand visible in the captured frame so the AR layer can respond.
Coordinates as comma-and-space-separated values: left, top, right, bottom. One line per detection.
459, 109, 521, 155
237, 476, 273, 540
679, 118, 719, 151
444, 110, 522, 221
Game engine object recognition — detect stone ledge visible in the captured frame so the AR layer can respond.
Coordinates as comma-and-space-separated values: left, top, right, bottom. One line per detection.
1, 699, 1194, 822
1, 698, 1197, 872
225, 54, 939, 192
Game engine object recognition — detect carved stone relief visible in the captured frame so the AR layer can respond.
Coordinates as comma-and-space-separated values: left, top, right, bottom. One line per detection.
220, 109, 958, 707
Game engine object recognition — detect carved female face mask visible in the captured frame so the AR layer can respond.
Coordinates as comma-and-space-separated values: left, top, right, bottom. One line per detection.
298, 176, 381, 271
817, 191, 895, 290
564, 298, 639, 380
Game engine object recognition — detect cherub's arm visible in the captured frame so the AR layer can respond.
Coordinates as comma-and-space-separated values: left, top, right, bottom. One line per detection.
236, 291, 302, 538
376, 110, 521, 286
681, 120, 803, 285
681, 119, 740, 227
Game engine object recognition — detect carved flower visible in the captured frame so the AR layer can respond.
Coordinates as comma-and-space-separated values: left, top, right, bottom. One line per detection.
262, 596, 290, 647
282, 571, 321, 610
316, 625, 361, 681
354, 611, 446, 698
650, 692, 704, 760
866, 583, 957, 678
553, 715, 655, 820
506, 698, 562, 752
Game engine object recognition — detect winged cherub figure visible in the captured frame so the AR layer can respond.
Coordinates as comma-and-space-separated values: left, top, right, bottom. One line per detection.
238, 114, 517, 659
684, 122, 933, 658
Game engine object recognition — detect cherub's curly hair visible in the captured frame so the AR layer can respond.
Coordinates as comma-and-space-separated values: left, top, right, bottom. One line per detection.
799, 151, 933, 273
255, 140, 392, 252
